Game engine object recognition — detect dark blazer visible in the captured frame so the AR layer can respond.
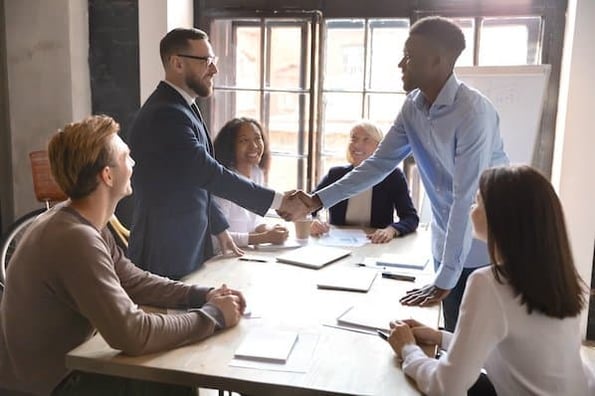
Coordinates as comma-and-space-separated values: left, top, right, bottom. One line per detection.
314, 165, 419, 236
128, 82, 274, 279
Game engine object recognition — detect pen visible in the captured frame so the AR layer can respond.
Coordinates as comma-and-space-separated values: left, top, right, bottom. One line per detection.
238, 257, 268, 263
381, 272, 416, 282
377, 329, 389, 341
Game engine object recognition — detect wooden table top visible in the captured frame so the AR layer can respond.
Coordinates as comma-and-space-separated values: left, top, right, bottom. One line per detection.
67, 229, 439, 395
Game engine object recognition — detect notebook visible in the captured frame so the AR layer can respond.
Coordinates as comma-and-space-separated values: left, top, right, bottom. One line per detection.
375, 253, 429, 270
316, 268, 378, 292
276, 245, 351, 269
336, 305, 394, 332
234, 329, 299, 363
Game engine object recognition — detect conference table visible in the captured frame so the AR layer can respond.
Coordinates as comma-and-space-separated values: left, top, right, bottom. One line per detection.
66, 228, 440, 395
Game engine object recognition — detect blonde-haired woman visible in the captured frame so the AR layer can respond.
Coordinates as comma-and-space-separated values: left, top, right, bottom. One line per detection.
311, 121, 419, 243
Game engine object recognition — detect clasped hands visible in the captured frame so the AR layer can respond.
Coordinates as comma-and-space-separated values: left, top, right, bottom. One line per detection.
276, 190, 321, 221
206, 284, 246, 328
387, 319, 442, 359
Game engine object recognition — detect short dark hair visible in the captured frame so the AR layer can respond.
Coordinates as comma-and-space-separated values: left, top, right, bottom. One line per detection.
159, 28, 208, 66
410, 16, 465, 58
213, 117, 270, 173
479, 165, 586, 318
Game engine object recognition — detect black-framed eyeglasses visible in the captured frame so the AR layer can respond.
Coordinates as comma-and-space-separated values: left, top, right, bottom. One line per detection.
176, 54, 218, 67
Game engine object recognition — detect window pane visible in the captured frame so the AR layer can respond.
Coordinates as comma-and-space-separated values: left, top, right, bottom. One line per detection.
268, 23, 310, 89
210, 19, 261, 89
367, 93, 407, 131
479, 17, 542, 65
235, 25, 261, 88
267, 155, 300, 191
451, 18, 475, 67
268, 92, 310, 155
211, 90, 260, 137
321, 92, 361, 170
369, 19, 409, 91
324, 19, 365, 90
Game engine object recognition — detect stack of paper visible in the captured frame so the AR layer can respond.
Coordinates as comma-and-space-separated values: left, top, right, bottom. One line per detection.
234, 329, 299, 363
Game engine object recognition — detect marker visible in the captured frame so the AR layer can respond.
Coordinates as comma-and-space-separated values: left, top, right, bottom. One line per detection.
377, 329, 389, 341
381, 272, 415, 282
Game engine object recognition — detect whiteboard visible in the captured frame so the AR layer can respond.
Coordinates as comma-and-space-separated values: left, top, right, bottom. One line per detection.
455, 65, 551, 165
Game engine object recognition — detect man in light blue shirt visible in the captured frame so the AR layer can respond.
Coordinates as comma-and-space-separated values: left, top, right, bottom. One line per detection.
286, 17, 509, 331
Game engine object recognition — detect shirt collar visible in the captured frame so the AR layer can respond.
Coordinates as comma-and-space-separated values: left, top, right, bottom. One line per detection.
163, 79, 196, 106
413, 72, 461, 111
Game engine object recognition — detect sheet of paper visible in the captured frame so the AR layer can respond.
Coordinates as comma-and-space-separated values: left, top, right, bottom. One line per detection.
234, 329, 298, 363
317, 228, 369, 247
336, 304, 419, 332
229, 333, 319, 373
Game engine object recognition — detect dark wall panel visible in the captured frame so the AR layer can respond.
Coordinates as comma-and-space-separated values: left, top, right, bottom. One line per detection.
89, 0, 139, 227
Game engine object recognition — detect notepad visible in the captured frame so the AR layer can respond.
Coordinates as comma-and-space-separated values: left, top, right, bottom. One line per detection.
375, 253, 429, 270
234, 329, 299, 363
336, 305, 394, 332
276, 246, 351, 269
317, 268, 378, 292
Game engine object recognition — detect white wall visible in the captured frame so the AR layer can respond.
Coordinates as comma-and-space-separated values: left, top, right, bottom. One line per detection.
138, 0, 193, 104
4, 0, 91, 217
552, 0, 595, 338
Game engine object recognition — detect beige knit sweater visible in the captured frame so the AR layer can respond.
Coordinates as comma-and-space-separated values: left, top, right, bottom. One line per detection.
0, 205, 223, 395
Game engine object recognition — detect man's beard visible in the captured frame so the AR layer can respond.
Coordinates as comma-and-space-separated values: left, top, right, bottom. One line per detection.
187, 75, 212, 98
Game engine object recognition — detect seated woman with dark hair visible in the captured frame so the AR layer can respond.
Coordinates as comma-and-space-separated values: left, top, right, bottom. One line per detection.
387, 165, 595, 395
311, 121, 419, 243
213, 117, 288, 248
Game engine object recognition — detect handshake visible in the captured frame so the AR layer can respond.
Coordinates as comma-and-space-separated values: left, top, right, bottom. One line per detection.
276, 190, 322, 221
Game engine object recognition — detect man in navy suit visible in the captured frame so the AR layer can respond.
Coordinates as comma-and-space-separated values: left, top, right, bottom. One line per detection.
128, 28, 298, 279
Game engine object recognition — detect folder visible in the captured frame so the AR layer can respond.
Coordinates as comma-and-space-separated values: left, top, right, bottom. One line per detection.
316, 268, 378, 292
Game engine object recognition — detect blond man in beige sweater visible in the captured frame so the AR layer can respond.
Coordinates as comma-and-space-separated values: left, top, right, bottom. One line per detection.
0, 115, 245, 396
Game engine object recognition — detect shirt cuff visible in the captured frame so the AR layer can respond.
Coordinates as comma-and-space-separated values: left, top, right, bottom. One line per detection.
196, 303, 225, 329
401, 343, 427, 363
270, 191, 284, 210
187, 286, 212, 308
440, 330, 453, 350
433, 263, 460, 290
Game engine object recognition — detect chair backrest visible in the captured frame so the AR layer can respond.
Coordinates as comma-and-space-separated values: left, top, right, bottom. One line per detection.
107, 215, 129, 250
29, 150, 68, 204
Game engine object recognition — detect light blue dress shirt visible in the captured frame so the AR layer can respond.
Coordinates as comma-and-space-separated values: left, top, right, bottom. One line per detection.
317, 73, 509, 289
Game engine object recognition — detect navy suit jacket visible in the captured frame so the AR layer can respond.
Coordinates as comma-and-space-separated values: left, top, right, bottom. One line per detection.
128, 82, 274, 279
314, 165, 419, 236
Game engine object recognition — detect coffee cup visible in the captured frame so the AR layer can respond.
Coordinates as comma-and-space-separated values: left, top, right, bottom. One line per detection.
294, 216, 313, 240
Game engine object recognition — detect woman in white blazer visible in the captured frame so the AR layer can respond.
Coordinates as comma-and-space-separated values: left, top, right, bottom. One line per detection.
387, 165, 594, 396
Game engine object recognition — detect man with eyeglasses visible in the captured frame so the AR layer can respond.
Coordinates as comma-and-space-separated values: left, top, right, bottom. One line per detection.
128, 28, 302, 280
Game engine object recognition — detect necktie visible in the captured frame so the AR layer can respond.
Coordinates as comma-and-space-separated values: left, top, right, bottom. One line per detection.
190, 102, 214, 154
190, 102, 204, 125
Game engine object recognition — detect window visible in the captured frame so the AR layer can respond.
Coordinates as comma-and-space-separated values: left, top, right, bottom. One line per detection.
320, 19, 409, 180
209, 16, 317, 191
198, 1, 565, 191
